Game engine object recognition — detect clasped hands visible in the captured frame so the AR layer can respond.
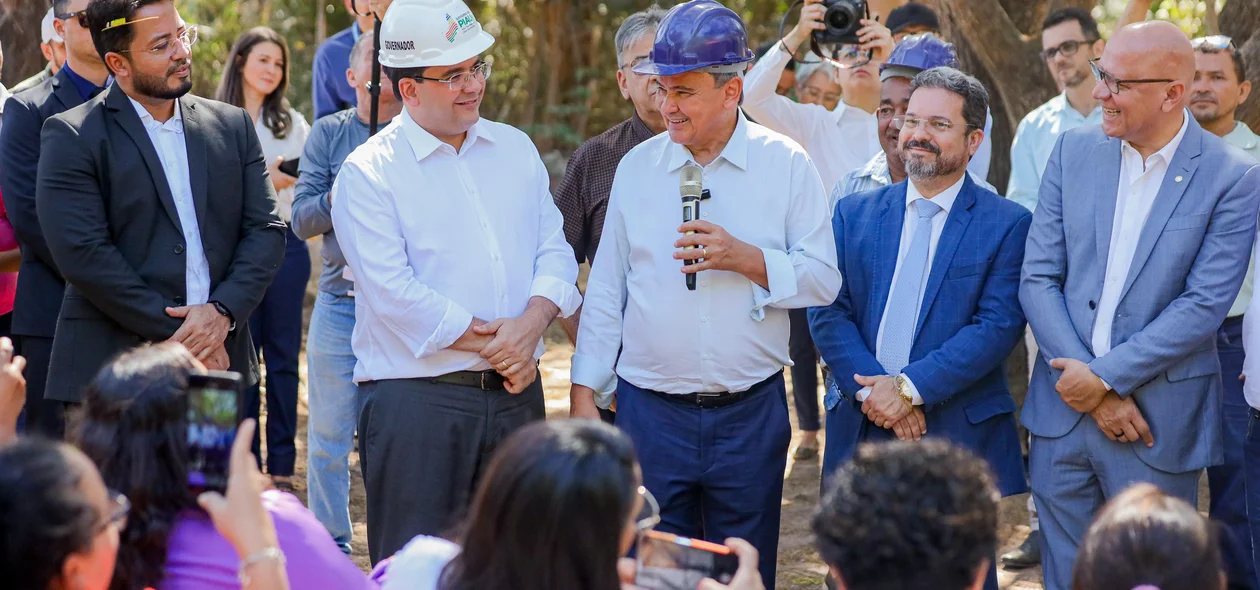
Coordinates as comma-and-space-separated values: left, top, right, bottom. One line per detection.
853, 374, 926, 442
455, 300, 558, 394
1050, 358, 1153, 447
167, 303, 232, 370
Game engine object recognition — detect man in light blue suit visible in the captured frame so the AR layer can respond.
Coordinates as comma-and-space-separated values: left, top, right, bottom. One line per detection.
1020, 22, 1260, 590
810, 67, 1030, 590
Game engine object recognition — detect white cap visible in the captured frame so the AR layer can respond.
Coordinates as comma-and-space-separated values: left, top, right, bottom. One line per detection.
378, 0, 495, 69
43, 8, 62, 44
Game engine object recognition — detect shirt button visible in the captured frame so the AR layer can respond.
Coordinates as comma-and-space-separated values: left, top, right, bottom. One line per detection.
702, 354, 710, 360
701, 317, 707, 322
173, 244, 184, 254
700, 281, 708, 287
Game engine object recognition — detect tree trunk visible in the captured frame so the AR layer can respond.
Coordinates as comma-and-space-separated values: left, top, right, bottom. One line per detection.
1220, 0, 1260, 132
923, 0, 1094, 192
0, 0, 49, 87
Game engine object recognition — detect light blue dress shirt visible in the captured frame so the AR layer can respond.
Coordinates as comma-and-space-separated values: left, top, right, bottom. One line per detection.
1006, 93, 1103, 211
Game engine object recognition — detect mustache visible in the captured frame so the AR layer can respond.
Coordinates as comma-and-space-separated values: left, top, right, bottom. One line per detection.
167, 59, 191, 76
901, 139, 940, 154
1191, 92, 1217, 103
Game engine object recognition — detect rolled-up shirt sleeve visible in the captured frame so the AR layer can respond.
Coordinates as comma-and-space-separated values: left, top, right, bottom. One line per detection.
529, 157, 582, 317
571, 171, 631, 400
750, 150, 841, 319
332, 160, 473, 357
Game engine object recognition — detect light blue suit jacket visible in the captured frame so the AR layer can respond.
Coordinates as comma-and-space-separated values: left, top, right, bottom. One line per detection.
1020, 118, 1260, 473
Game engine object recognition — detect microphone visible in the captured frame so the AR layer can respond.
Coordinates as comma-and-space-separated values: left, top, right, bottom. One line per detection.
680, 163, 703, 291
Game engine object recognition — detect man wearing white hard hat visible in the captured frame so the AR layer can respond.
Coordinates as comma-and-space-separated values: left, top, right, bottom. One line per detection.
9, 9, 66, 96
331, 0, 580, 564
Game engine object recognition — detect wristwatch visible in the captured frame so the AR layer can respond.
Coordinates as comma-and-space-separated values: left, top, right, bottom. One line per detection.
892, 375, 914, 408
210, 300, 237, 332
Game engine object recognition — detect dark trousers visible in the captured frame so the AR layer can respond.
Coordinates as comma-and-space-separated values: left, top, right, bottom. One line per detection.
616, 373, 791, 589
788, 308, 820, 431
16, 334, 65, 439
358, 376, 545, 565
1244, 409, 1260, 590
244, 228, 309, 476
1210, 316, 1255, 588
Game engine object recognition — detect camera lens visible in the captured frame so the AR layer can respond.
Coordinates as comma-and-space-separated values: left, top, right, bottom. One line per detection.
825, 5, 858, 32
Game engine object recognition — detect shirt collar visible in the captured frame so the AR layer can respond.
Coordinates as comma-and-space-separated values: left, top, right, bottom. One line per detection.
128, 96, 184, 133
906, 173, 965, 215
1225, 120, 1260, 151
1054, 92, 1103, 122
400, 109, 495, 161
1121, 109, 1189, 169
857, 151, 892, 185
663, 111, 750, 173
61, 64, 109, 102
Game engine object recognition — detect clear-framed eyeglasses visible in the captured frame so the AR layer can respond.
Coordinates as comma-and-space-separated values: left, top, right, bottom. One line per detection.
414, 61, 492, 92
118, 26, 199, 58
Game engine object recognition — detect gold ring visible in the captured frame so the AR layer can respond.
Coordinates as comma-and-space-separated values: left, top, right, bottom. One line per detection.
500, 360, 509, 370
702, 248, 708, 258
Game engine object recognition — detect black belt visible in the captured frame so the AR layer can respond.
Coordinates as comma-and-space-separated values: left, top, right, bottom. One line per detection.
646, 371, 782, 409
430, 370, 506, 391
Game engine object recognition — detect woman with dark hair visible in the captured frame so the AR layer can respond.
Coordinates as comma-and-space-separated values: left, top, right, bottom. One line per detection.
0, 421, 292, 590
1072, 483, 1226, 590
70, 343, 372, 590
382, 419, 660, 590
214, 27, 311, 490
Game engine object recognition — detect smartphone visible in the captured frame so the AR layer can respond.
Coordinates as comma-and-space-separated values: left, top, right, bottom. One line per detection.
635, 531, 740, 590
278, 157, 301, 177
186, 371, 243, 493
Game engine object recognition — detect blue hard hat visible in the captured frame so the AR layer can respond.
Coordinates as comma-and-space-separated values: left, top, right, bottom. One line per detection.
880, 33, 958, 82
632, 0, 755, 77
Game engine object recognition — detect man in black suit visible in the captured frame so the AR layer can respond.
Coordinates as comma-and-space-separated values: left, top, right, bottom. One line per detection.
36, 0, 285, 402
0, 0, 111, 437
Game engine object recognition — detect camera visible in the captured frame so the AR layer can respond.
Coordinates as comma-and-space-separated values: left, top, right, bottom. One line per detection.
813, 0, 869, 46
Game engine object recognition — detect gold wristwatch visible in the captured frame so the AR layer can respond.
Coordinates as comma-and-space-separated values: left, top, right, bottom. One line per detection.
893, 375, 914, 408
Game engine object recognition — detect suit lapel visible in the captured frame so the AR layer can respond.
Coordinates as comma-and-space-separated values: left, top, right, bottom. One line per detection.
1094, 137, 1121, 269
870, 185, 906, 337
916, 179, 975, 337
182, 99, 210, 227
104, 85, 182, 230
1119, 122, 1203, 301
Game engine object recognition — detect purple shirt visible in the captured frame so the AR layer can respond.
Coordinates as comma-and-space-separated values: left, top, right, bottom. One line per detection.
161, 490, 376, 590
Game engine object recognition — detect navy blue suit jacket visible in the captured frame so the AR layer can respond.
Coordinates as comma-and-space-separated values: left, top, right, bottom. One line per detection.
809, 175, 1031, 495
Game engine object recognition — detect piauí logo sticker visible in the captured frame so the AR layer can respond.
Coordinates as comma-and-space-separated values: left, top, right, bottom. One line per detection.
444, 13, 459, 43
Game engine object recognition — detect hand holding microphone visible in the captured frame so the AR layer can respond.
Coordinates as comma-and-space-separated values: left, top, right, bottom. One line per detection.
680, 163, 704, 290
674, 166, 769, 290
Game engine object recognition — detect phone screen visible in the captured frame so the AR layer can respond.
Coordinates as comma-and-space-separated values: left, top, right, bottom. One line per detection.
186, 372, 241, 493
636, 531, 738, 590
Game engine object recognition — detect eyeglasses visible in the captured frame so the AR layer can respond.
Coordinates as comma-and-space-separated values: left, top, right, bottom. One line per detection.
97, 490, 130, 535
55, 10, 90, 28
635, 486, 661, 533
1089, 58, 1173, 94
1192, 35, 1236, 52
890, 115, 975, 134
414, 61, 492, 92
1040, 38, 1097, 61
118, 26, 199, 57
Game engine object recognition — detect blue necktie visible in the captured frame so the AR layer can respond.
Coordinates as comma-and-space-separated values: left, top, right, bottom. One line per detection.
878, 198, 942, 375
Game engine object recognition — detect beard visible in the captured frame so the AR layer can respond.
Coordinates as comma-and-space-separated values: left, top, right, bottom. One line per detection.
903, 139, 966, 180
1189, 93, 1225, 125
132, 59, 193, 101
1058, 66, 1089, 90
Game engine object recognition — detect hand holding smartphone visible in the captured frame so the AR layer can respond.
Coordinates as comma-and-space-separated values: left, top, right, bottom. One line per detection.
635, 531, 741, 590
186, 371, 243, 493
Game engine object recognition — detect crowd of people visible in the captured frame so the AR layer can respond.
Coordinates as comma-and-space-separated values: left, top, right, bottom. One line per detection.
0, 0, 1257, 589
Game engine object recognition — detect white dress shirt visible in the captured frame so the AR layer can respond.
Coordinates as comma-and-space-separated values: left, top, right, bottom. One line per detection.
331, 111, 581, 383
571, 114, 842, 403
129, 97, 211, 305
1092, 112, 1189, 358
1241, 234, 1260, 409
742, 43, 880, 191
254, 107, 310, 222
855, 174, 965, 405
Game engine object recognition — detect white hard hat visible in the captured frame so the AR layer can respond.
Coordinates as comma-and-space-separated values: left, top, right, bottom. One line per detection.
43, 8, 63, 44
378, 0, 495, 69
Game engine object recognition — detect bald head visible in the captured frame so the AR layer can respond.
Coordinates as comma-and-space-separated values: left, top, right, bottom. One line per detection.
1092, 20, 1193, 150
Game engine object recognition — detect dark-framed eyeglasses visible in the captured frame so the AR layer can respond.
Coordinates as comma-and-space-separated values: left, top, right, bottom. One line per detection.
1040, 38, 1096, 61
55, 10, 90, 29
635, 486, 661, 533
1192, 35, 1236, 52
97, 490, 131, 535
117, 26, 199, 58
414, 61, 492, 92
1089, 58, 1173, 94
890, 115, 976, 134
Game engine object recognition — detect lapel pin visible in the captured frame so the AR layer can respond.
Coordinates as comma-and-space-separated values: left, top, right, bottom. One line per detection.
1175, 175, 1184, 183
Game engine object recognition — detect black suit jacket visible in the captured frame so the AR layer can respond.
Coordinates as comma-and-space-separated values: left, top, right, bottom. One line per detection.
36, 84, 286, 402
0, 68, 87, 338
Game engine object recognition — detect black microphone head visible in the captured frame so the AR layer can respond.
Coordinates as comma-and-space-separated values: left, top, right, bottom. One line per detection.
680, 163, 703, 199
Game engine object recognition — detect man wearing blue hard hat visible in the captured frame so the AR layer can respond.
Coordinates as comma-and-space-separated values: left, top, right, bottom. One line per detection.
569, 1, 842, 587
831, 33, 995, 208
